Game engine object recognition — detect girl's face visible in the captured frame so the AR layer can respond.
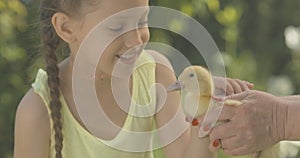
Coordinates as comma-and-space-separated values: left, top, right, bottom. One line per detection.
71, 0, 150, 77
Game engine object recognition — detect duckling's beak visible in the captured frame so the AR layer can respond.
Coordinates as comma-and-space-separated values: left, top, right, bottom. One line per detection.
167, 80, 182, 92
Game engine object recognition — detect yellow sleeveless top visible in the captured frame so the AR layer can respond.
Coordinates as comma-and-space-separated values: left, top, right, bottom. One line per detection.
32, 52, 165, 158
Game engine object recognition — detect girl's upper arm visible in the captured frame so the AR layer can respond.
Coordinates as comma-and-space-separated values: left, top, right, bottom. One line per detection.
14, 88, 50, 158
147, 50, 190, 158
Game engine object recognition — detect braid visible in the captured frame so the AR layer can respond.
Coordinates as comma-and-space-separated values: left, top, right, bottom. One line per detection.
39, 0, 93, 157
40, 1, 63, 158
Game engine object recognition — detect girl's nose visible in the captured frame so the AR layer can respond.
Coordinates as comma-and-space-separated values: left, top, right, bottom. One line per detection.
125, 29, 143, 48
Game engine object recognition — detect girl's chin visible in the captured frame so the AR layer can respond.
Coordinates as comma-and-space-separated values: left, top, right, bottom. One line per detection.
112, 62, 137, 79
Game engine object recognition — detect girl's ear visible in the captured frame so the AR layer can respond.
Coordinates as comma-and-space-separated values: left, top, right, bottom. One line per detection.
51, 12, 77, 43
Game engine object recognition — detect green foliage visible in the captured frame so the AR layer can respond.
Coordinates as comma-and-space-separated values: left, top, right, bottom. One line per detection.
1, 0, 300, 157
151, 0, 300, 94
0, 0, 38, 157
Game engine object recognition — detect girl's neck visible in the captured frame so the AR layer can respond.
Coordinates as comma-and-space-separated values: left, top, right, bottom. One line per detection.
59, 57, 123, 91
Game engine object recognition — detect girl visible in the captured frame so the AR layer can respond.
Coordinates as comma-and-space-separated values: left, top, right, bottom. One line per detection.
14, 0, 253, 158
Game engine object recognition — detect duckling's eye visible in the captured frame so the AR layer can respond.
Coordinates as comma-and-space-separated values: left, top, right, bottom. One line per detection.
189, 73, 195, 78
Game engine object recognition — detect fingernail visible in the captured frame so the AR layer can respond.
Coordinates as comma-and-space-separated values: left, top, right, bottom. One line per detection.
204, 124, 211, 131
185, 116, 193, 123
191, 119, 199, 126
212, 96, 225, 102
213, 140, 219, 147
247, 82, 254, 87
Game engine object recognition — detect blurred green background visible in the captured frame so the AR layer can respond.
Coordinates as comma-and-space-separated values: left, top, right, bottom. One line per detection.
1, 0, 300, 157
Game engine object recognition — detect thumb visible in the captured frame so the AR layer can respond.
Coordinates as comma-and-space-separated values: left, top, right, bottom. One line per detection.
225, 90, 250, 101
209, 139, 221, 152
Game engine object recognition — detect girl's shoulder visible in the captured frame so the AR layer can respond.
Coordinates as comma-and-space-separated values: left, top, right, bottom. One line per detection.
14, 88, 51, 157
16, 88, 50, 132
15, 88, 50, 137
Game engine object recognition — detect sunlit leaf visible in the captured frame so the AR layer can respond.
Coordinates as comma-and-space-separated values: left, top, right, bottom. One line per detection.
8, 0, 28, 16
222, 27, 239, 42
0, 13, 14, 38
9, 74, 24, 89
0, 92, 13, 105
169, 19, 184, 33
0, 1, 6, 10
206, 0, 220, 13
216, 6, 241, 26
267, 75, 295, 96
180, 3, 194, 16
0, 46, 26, 62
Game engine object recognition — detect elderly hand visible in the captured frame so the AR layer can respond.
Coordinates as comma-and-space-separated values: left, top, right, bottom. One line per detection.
213, 77, 254, 96
206, 90, 287, 156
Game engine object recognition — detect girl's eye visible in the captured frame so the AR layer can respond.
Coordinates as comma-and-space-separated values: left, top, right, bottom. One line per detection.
108, 26, 124, 32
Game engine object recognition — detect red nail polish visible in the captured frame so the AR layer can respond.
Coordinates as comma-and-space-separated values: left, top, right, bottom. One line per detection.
191, 119, 199, 126
213, 140, 219, 147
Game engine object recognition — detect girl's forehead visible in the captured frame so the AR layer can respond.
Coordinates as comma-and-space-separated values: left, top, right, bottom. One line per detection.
98, 0, 149, 12
85, 0, 149, 21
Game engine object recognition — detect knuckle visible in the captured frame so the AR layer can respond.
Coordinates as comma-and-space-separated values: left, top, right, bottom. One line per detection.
210, 128, 221, 140
221, 140, 234, 149
244, 130, 255, 143
221, 140, 228, 148
236, 79, 243, 84
226, 87, 234, 95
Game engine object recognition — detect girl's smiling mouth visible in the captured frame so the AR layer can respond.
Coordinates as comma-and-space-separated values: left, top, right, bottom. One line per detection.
116, 52, 139, 64
116, 46, 144, 64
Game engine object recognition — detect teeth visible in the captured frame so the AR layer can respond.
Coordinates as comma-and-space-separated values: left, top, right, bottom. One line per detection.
121, 53, 136, 59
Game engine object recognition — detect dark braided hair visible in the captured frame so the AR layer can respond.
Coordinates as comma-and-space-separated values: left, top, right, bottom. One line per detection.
39, 0, 86, 157
40, 1, 63, 158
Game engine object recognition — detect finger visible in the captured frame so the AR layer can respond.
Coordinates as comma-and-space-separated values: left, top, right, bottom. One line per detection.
213, 78, 227, 96
209, 139, 221, 152
245, 81, 254, 89
225, 90, 249, 101
235, 79, 250, 91
210, 121, 237, 140
225, 82, 234, 96
217, 105, 237, 121
185, 116, 194, 123
223, 145, 253, 156
198, 105, 236, 135
227, 79, 242, 94
214, 88, 226, 97
220, 136, 243, 149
